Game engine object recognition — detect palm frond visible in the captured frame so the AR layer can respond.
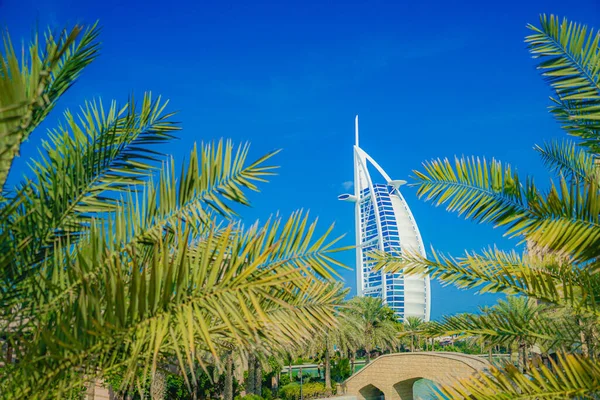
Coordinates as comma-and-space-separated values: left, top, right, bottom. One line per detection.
97, 139, 279, 253
525, 174, 600, 262
0, 23, 100, 190
5, 137, 281, 338
413, 156, 537, 232
534, 139, 598, 184
25, 92, 178, 221
0, 93, 179, 297
372, 248, 600, 316
412, 156, 600, 262
440, 353, 600, 399
5, 210, 347, 398
527, 15, 600, 152
426, 306, 581, 351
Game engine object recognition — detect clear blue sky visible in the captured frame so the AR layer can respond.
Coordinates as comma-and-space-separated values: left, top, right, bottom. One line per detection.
2, 0, 599, 319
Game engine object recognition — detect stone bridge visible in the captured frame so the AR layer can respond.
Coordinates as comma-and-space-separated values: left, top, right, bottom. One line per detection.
340, 352, 490, 400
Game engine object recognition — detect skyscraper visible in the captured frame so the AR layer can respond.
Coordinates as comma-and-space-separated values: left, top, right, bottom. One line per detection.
338, 116, 431, 321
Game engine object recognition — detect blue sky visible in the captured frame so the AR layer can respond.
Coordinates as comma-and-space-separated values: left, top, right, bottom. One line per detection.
2, 0, 599, 319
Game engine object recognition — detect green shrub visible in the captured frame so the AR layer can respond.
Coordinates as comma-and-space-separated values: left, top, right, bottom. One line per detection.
279, 373, 291, 387
279, 382, 330, 400
331, 358, 352, 382
262, 386, 273, 400
234, 395, 263, 400
279, 383, 300, 400
166, 374, 189, 400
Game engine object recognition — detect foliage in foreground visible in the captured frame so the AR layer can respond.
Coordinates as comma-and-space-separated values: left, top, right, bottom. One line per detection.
0, 22, 349, 399
375, 14, 600, 399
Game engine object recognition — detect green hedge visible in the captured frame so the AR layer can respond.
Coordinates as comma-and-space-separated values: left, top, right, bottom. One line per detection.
278, 382, 332, 400
234, 395, 264, 400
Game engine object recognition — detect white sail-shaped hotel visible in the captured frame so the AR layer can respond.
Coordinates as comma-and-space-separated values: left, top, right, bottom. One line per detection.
338, 116, 430, 321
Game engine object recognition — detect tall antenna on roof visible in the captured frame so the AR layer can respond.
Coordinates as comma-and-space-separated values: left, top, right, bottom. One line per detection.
355, 115, 359, 147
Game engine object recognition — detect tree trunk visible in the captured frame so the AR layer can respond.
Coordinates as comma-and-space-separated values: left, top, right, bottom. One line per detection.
271, 373, 279, 396
350, 351, 355, 374
254, 357, 262, 396
324, 347, 331, 391
151, 370, 167, 400
410, 336, 415, 352
192, 378, 198, 400
519, 342, 527, 373
6, 343, 12, 364
365, 347, 371, 364
580, 322, 589, 357
247, 353, 256, 395
590, 324, 598, 360
224, 353, 233, 400
488, 346, 493, 363
288, 356, 293, 381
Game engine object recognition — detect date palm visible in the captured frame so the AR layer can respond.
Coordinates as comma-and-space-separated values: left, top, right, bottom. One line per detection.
306, 302, 361, 391
346, 297, 398, 364
0, 23, 348, 399
402, 316, 424, 352
423, 297, 570, 371
375, 14, 600, 398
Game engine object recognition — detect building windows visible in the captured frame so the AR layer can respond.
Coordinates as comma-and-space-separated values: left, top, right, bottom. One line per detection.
351, 157, 429, 321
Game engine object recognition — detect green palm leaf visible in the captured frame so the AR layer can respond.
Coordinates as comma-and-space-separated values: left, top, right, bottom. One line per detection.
527, 15, 600, 152
426, 302, 581, 351
525, 175, 600, 261
0, 93, 179, 301
372, 248, 600, 316
535, 139, 598, 184
5, 137, 281, 338
4, 211, 347, 398
0, 23, 100, 190
412, 156, 600, 261
413, 156, 536, 232
440, 353, 600, 399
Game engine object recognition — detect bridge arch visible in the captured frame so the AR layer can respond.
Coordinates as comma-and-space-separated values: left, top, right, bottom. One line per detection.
393, 378, 421, 399
342, 352, 489, 400
358, 383, 385, 400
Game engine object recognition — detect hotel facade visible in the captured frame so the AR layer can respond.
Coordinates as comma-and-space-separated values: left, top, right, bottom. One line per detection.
339, 116, 430, 321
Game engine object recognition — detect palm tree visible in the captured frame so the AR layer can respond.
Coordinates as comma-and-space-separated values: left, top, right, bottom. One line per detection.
402, 316, 424, 352
246, 352, 256, 396
424, 296, 561, 371
347, 297, 398, 364
375, 14, 600, 398
223, 352, 234, 400
306, 332, 334, 391
306, 304, 361, 391
0, 23, 349, 399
